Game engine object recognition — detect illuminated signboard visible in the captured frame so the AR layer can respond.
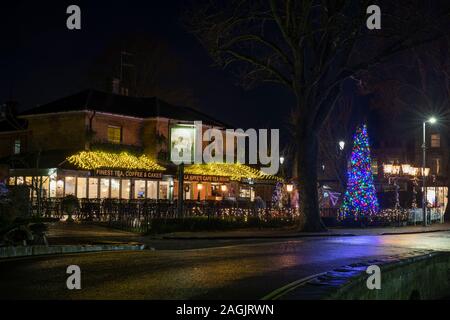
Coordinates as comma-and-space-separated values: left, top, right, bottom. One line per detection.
170, 125, 196, 164
92, 169, 163, 179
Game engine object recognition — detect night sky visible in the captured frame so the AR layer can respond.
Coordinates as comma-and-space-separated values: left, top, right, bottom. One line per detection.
0, 1, 370, 147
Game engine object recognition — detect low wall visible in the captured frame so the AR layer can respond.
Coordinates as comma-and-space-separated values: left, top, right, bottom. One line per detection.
280, 250, 450, 300
0, 244, 146, 259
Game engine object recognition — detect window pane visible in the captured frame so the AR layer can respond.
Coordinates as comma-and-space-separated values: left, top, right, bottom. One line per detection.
41, 176, 50, 198
111, 178, 120, 199
14, 139, 21, 154
121, 180, 130, 199
107, 126, 122, 144
134, 180, 146, 199
56, 179, 64, 197
88, 178, 98, 199
147, 181, 157, 199
49, 176, 56, 197
431, 134, 440, 148
159, 181, 169, 199
8, 177, 15, 185
100, 178, 110, 198
16, 177, 24, 185
65, 177, 76, 195
77, 177, 87, 198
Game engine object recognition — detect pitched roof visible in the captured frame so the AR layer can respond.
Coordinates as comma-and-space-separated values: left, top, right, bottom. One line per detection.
19, 89, 229, 127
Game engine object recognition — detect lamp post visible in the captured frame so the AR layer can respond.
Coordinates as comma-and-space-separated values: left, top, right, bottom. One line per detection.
422, 117, 437, 226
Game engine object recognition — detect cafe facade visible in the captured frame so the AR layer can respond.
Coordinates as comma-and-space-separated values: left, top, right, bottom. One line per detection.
1, 89, 280, 203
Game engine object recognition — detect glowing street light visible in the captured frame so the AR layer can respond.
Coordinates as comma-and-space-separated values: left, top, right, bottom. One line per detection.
422, 116, 437, 226
338, 140, 345, 151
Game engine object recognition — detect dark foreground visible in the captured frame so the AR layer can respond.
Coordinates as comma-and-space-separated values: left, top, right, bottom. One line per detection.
1, 231, 449, 299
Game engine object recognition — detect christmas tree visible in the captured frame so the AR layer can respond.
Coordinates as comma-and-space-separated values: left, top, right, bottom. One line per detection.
341, 124, 379, 218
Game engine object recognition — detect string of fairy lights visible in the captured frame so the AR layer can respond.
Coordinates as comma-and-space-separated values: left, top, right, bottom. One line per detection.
185, 162, 282, 181
66, 151, 280, 181
341, 124, 380, 220
66, 151, 166, 171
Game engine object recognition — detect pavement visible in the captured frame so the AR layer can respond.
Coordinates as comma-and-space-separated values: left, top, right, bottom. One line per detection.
1, 230, 449, 299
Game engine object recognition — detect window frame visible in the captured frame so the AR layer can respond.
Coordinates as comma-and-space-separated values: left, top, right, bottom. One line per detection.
107, 125, 122, 144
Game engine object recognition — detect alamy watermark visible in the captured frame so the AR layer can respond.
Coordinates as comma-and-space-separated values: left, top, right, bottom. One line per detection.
170, 121, 280, 176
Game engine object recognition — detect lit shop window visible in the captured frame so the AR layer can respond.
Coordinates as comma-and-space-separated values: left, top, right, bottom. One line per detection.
49, 176, 57, 197
88, 178, 98, 199
13, 139, 21, 155
159, 181, 169, 199
100, 178, 110, 198
16, 177, 24, 185
77, 177, 87, 198
135, 180, 146, 199
56, 179, 64, 197
147, 181, 158, 199
25, 176, 33, 186
111, 178, 120, 199
65, 177, 76, 195
431, 134, 441, 148
121, 180, 130, 199
41, 176, 50, 198
8, 177, 15, 185
107, 125, 122, 144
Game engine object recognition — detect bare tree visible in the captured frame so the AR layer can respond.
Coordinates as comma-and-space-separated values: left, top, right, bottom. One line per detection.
186, 0, 450, 231
318, 95, 355, 192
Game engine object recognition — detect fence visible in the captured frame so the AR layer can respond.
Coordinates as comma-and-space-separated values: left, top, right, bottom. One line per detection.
33, 198, 302, 232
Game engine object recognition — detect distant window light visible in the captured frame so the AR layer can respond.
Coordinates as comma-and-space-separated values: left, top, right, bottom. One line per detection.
431, 134, 440, 148
13, 139, 21, 154
434, 158, 441, 175
107, 126, 122, 144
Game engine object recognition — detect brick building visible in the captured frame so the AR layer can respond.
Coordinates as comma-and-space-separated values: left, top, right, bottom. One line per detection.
0, 89, 278, 203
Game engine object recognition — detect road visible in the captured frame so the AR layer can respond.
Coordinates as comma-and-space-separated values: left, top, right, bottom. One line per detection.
1, 231, 449, 299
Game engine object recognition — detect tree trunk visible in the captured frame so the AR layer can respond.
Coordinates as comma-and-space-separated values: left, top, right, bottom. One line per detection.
296, 131, 327, 232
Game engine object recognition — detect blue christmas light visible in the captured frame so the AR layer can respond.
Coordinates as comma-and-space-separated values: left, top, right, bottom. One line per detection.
341, 124, 379, 219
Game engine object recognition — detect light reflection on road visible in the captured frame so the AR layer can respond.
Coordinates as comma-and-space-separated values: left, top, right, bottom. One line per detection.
324, 232, 450, 251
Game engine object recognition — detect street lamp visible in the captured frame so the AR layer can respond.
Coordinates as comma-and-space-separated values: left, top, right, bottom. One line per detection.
279, 156, 285, 165
338, 140, 345, 151
422, 117, 437, 226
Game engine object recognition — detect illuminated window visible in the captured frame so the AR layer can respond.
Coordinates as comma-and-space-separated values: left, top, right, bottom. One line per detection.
111, 178, 120, 198
135, 180, 146, 199
107, 126, 122, 144
147, 181, 157, 199
88, 178, 98, 199
13, 139, 21, 154
65, 177, 76, 195
77, 177, 87, 198
434, 158, 441, 175
431, 134, 440, 148
159, 181, 169, 199
100, 178, 110, 198
121, 180, 130, 199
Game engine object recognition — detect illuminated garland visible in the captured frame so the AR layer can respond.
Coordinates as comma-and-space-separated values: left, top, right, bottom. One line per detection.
341, 124, 379, 219
67, 151, 165, 171
185, 163, 282, 181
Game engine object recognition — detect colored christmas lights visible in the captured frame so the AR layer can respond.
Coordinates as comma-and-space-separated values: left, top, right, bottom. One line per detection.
67, 151, 166, 171
341, 124, 380, 219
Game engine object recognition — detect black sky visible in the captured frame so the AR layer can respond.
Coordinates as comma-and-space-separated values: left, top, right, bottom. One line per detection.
0, 1, 372, 149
